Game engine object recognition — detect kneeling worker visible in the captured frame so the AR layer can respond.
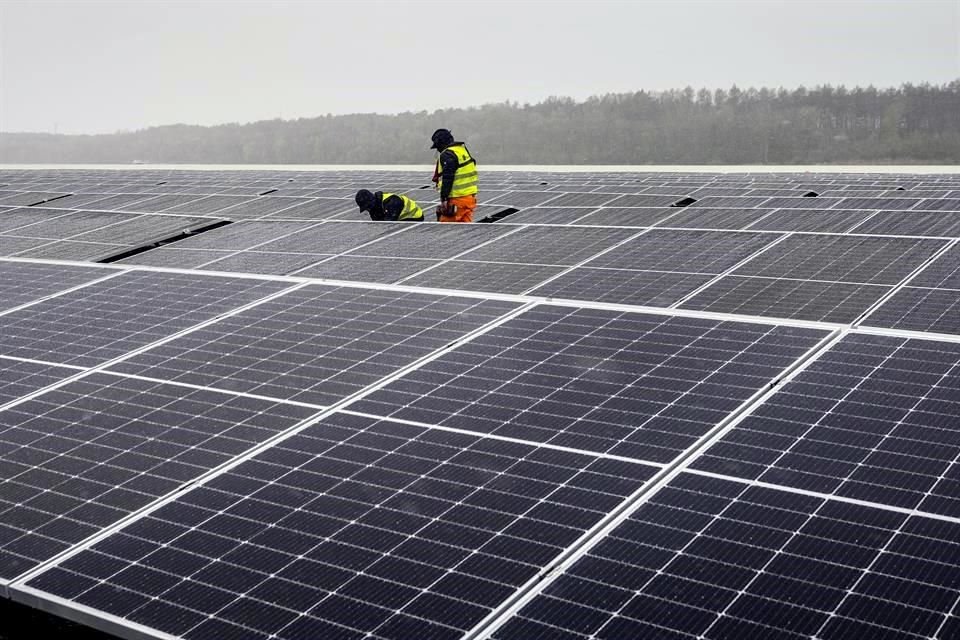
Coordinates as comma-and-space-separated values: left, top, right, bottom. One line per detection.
430, 128, 478, 223
355, 189, 424, 222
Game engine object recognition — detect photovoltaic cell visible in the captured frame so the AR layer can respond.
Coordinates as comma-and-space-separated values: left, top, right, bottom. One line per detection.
582, 229, 778, 274
745, 208, 873, 233
252, 222, 403, 255
352, 306, 827, 462
537, 192, 619, 208
0, 372, 317, 580
568, 207, 679, 227
115, 247, 236, 269
162, 195, 255, 214
1, 210, 136, 240
528, 268, 717, 307
401, 260, 566, 295
25, 413, 657, 639
680, 276, 891, 323
0, 208, 73, 234
496, 207, 596, 225
0, 260, 115, 312
731, 235, 946, 284
107, 285, 520, 406
861, 287, 960, 335
157, 220, 322, 251
196, 251, 328, 276
847, 211, 960, 237
0, 270, 290, 367
656, 207, 776, 230
0, 357, 79, 406
343, 224, 512, 259
694, 334, 960, 516
456, 227, 637, 266
12, 240, 129, 262
260, 198, 358, 220
492, 472, 960, 640
292, 255, 439, 283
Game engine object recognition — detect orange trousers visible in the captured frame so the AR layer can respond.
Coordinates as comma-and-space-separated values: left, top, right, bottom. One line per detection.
438, 194, 476, 223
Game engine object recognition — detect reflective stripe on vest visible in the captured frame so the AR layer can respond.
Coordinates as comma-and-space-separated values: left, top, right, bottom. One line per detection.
382, 192, 423, 221
437, 144, 478, 198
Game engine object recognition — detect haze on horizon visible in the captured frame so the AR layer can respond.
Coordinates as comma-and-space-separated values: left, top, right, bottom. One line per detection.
1, 0, 958, 136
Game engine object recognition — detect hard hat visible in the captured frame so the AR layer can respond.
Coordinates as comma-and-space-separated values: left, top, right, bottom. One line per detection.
355, 189, 375, 212
430, 128, 454, 150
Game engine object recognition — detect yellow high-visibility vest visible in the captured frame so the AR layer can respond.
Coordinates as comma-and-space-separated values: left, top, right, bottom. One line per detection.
382, 192, 424, 221
436, 144, 478, 198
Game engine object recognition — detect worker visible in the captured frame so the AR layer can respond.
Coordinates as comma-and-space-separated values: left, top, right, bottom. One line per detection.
430, 128, 478, 222
354, 189, 424, 221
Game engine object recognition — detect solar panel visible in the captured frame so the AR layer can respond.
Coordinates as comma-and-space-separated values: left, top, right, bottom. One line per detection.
0, 236, 57, 257
680, 276, 891, 323
11, 240, 129, 262
0, 261, 116, 312
81, 194, 159, 211
863, 287, 960, 335
0, 357, 80, 406
0, 192, 69, 207
23, 413, 657, 639
342, 224, 513, 260
352, 306, 827, 461
402, 260, 568, 294
581, 229, 778, 274
847, 211, 960, 237
490, 472, 960, 640
106, 286, 520, 406
492, 207, 598, 225
0, 372, 317, 580
529, 268, 718, 307
759, 197, 845, 209
162, 195, 255, 214
913, 198, 960, 211
687, 196, 771, 208
1, 210, 136, 240
291, 255, 437, 283
120, 194, 207, 213
150, 220, 322, 252
535, 192, 619, 208
262, 198, 366, 220
604, 194, 689, 208
199, 251, 331, 276
456, 227, 637, 266
730, 235, 946, 285
0, 208, 73, 234
693, 333, 960, 514
745, 208, 873, 233
567, 207, 679, 227
836, 196, 923, 210
486, 191, 562, 207
252, 222, 404, 255
0, 270, 291, 366
656, 207, 777, 230
214, 196, 314, 218
114, 247, 236, 269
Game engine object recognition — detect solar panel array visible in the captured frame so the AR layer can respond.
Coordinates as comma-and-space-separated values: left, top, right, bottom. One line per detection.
1, 167, 960, 640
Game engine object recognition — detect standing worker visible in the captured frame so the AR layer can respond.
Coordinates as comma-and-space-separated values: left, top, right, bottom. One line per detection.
355, 189, 424, 221
430, 128, 478, 223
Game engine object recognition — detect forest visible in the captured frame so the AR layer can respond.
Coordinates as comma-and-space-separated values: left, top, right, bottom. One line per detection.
2, 82, 959, 164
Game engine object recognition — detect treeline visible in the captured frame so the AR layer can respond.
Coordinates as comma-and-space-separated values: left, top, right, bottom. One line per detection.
3, 82, 960, 164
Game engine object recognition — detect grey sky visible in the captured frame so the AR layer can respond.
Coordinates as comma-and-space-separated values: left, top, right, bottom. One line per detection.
1, 0, 957, 134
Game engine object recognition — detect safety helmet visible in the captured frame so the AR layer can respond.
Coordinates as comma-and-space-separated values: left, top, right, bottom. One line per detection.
355, 189, 375, 212
429, 128, 454, 150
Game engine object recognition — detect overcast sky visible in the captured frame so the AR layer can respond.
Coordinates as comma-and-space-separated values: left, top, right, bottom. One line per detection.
1, 0, 957, 134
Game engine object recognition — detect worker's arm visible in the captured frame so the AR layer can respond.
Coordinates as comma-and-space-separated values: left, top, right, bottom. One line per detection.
438, 150, 458, 201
